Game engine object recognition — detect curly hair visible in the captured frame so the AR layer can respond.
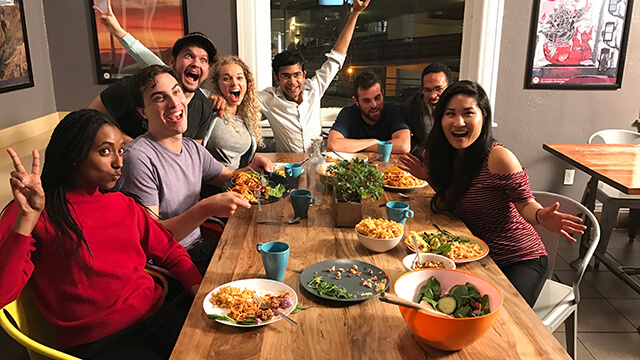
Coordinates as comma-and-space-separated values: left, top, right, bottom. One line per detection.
211, 56, 264, 148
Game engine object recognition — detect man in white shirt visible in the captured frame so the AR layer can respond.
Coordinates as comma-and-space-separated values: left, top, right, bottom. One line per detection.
212, 0, 371, 152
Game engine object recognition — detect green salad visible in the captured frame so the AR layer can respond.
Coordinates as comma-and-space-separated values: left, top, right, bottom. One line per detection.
416, 276, 491, 318
419, 231, 471, 257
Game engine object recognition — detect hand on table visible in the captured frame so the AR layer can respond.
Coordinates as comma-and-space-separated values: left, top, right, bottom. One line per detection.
538, 202, 587, 242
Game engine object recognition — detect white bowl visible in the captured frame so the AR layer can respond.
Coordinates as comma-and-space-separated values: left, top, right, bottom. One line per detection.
402, 253, 456, 271
355, 229, 403, 253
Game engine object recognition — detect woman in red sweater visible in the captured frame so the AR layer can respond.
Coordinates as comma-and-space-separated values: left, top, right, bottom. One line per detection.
0, 109, 202, 359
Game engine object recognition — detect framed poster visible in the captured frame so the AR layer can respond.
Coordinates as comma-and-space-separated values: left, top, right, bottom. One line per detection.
0, 0, 34, 94
90, 0, 188, 84
525, 0, 634, 89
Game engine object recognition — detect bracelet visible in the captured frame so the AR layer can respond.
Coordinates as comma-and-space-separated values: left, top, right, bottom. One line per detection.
535, 208, 542, 224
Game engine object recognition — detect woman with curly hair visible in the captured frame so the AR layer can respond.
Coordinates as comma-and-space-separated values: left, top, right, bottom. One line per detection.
203, 56, 272, 171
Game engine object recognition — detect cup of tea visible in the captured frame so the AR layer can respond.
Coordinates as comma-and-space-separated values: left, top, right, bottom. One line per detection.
385, 201, 414, 226
378, 141, 393, 162
290, 189, 315, 219
256, 241, 290, 281
284, 163, 302, 188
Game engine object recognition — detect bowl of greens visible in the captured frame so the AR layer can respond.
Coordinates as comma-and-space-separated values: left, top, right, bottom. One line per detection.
393, 269, 502, 351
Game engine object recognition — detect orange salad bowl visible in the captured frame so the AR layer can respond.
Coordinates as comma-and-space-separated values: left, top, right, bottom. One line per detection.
394, 268, 503, 351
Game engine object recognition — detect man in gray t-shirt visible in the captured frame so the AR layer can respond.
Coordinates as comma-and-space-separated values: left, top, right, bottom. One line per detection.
118, 65, 251, 274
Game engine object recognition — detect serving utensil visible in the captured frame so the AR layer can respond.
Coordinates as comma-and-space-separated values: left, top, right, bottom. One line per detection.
379, 292, 449, 318
366, 154, 381, 164
398, 192, 413, 200
432, 223, 454, 237
298, 155, 311, 166
254, 295, 298, 326
410, 233, 422, 268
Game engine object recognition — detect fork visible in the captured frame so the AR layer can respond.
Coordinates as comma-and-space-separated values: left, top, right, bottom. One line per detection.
432, 223, 454, 237
254, 295, 298, 326
256, 170, 268, 212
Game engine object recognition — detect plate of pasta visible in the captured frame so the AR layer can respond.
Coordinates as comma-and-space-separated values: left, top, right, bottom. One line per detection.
382, 167, 427, 190
404, 230, 489, 264
203, 279, 298, 327
225, 171, 291, 204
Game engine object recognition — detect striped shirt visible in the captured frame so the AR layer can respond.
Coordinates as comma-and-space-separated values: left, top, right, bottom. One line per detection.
453, 143, 547, 267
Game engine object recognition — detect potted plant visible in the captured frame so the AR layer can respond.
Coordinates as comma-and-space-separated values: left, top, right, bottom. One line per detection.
326, 158, 384, 227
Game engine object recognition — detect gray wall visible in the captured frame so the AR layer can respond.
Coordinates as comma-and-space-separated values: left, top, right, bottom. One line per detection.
493, 1, 640, 199
0, 0, 55, 129
42, 0, 237, 111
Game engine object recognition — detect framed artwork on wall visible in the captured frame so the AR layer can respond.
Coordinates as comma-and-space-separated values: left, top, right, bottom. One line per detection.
525, 0, 634, 89
0, 0, 34, 94
89, 0, 188, 84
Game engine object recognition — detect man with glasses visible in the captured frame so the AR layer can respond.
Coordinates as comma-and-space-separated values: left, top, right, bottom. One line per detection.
401, 63, 453, 154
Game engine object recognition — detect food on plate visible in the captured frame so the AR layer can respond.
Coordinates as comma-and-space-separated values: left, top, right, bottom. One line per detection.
355, 217, 404, 239
227, 171, 285, 202
326, 155, 338, 162
411, 259, 445, 270
416, 276, 491, 318
308, 277, 353, 299
383, 166, 426, 188
208, 285, 293, 325
405, 230, 484, 261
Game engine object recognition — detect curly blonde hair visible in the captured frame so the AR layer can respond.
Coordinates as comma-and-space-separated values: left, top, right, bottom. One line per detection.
211, 56, 263, 148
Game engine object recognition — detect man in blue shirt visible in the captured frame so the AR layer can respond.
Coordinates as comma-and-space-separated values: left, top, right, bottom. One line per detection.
327, 70, 410, 153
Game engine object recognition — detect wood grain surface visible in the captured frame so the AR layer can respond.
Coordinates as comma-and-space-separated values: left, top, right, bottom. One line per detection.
543, 143, 640, 195
170, 153, 569, 360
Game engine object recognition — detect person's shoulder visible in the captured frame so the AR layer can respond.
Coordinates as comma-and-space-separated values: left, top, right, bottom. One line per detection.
487, 143, 522, 175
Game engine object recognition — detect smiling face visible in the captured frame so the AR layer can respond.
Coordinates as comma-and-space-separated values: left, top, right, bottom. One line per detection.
354, 83, 384, 123
74, 124, 125, 189
138, 72, 188, 139
170, 44, 210, 93
217, 63, 246, 109
441, 94, 484, 151
422, 72, 449, 111
274, 64, 306, 104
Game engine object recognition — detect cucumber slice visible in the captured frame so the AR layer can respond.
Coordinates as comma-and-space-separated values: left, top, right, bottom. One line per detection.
436, 296, 457, 315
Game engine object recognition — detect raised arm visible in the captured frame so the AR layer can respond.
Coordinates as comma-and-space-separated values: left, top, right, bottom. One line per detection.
332, 0, 370, 55
6, 148, 44, 235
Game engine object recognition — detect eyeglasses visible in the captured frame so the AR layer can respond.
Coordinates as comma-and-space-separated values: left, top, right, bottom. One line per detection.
421, 86, 446, 95
279, 72, 304, 80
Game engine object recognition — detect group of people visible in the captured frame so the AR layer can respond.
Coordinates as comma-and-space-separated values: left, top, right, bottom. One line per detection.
0, 0, 587, 358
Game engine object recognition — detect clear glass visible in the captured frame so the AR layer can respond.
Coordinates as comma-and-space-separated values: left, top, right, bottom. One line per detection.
306, 137, 327, 205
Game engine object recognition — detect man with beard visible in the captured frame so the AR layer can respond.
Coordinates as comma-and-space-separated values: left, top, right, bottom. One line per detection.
90, 0, 216, 144
327, 70, 410, 154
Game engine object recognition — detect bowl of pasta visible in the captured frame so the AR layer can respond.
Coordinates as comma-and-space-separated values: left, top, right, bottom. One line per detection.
355, 218, 404, 252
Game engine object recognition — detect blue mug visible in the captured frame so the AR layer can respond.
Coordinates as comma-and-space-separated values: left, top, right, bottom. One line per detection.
378, 141, 393, 162
256, 241, 290, 281
385, 201, 414, 226
290, 189, 316, 219
284, 163, 302, 188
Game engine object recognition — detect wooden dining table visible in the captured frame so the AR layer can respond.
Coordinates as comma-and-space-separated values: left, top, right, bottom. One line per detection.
169, 153, 569, 360
543, 143, 640, 295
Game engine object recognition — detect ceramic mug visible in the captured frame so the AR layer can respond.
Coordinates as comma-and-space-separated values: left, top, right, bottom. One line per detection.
290, 189, 315, 219
284, 163, 302, 188
256, 241, 290, 281
378, 141, 393, 162
385, 201, 414, 226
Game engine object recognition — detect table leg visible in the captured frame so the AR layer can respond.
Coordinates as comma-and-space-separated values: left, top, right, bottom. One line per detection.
571, 178, 598, 269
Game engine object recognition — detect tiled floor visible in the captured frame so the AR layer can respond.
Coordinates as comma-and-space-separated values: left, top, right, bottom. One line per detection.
1, 134, 640, 359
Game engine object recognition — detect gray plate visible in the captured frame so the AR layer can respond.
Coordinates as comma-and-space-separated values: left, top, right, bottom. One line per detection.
299, 259, 389, 302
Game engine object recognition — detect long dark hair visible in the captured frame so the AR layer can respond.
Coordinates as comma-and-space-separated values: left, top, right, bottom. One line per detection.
41, 109, 121, 258
422, 80, 495, 213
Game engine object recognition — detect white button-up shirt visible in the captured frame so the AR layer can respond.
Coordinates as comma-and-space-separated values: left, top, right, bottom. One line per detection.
258, 50, 346, 153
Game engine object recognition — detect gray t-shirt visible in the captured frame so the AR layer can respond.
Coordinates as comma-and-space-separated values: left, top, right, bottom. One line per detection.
118, 132, 224, 248
205, 114, 255, 170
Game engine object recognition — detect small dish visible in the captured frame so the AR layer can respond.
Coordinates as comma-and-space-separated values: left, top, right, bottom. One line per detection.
402, 253, 456, 271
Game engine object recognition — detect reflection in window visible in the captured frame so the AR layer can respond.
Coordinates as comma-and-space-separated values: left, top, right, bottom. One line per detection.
603, 22, 615, 42
608, 0, 618, 13
270, 0, 464, 107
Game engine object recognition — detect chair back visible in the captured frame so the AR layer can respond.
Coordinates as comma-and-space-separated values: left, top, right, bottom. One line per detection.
532, 191, 600, 304
588, 129, 640, 144
0, 287, 80, 360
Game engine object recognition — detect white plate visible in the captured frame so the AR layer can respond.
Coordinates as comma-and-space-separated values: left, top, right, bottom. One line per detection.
203, 278, 298, 327
402, 253, 456, 271
273, 163, 305, 176
324, 151, 368, 162
383, 182, 428, 191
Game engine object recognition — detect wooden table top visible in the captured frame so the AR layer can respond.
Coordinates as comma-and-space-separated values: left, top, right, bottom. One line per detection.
543, 143, 640, 195
170, 153, 569, 360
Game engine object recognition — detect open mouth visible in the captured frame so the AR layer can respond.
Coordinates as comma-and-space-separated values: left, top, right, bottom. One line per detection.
452, 131, 468, 138
229, 90, 241, 102
166, 110, 184, 123
185, 70, 200, 83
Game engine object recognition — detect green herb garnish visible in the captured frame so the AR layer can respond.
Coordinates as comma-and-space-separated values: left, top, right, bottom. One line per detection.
308, 277, 353, 299
267, 183, 286, 197
290, 304, 315, 314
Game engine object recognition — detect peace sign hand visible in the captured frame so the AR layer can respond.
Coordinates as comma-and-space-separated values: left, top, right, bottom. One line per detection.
7, 148, 45, 216
93, 0, 127, 40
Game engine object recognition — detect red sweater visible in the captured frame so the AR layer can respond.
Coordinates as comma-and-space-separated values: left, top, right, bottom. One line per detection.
0, 187, 202, 348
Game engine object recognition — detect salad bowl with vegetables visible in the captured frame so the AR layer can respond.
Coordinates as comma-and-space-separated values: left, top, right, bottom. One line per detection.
394, 269, 502, 351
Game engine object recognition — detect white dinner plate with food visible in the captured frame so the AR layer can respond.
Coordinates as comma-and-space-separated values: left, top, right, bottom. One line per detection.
383, 182, 428, 191
404, 230, 489, 264
273, 163, 305, 177
203, 278, 298, 327
383, 167, 428, 190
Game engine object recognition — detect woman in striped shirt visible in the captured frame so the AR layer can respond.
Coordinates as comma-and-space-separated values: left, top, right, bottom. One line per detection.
400, 80, 586, 306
